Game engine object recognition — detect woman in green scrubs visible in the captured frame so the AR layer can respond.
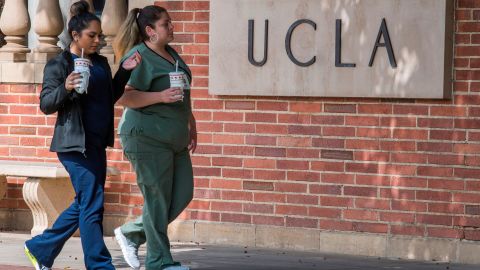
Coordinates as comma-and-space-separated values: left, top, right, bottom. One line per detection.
112, 5, 196, 270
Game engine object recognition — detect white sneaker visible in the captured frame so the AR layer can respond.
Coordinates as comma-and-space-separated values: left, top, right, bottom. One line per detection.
114, 227, 140, 270
163, 266, 190, 270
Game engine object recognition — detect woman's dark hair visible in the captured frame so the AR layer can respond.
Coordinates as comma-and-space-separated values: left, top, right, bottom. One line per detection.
68, 0, 101, 39
113, 5, 167, 59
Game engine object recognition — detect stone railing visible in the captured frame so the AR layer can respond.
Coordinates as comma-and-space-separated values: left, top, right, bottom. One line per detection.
0, 0, 137, 84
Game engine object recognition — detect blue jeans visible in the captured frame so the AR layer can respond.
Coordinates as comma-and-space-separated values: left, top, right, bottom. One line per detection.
25, 148, 114, 270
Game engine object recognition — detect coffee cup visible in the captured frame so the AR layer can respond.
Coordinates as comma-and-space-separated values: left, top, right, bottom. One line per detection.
74, 58, 91, 94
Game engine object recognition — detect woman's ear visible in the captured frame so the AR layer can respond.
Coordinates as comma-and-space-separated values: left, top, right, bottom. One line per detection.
145, 25, 154, 36
72, 31, 80, 42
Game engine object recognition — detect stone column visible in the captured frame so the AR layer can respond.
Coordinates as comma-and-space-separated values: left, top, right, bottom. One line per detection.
0, 0, 31, 61
32, 0, 64, 61
22, 177, 75, 236
101, 0, 127, 63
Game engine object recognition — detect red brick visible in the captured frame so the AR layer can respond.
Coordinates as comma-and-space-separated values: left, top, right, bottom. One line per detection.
346, 139, 379, 150
380, 212, 415, 223
256, 124, 288, 134
221, 213, 252, 224
382, 189, 416, 200
287, 125, 321, 135
196, 122, 223, 132
224, 123, 255, 133
221, 190, 253, 201
211, 179, 242, 189
455, 168, 480, 179
212, 112, 243, 122
428, 227, 464, 239
222, 168, 253, 179
289, 102, 322, 113
320, 196, 353, 207
418, 118, 453, 128
212, 134, 244, 144
184, 23, 209, 33
380, 141, 416, 152
428, 179, 465, 191
276, 160, 309, 170
212, 157, 243, 167
417, 166, 453, 177
311, 161, 344, 172
416, 190, 452, 202
188, 200, 211, 210
253, 193, 286, 203
252, 216, 284, 226
322, 126, 355, 137
428, 202, 464, 214
324, 104, 356, 113
353, 222, 388, 233
193, 167, 221, 177
286, 217, 318, 228
245, 135, 276, 146
223, 146, 254, 156
456, 9, 472, 20
10, 127, 36, 135
455, 118, 480, 129
416, 214, 452, 226
453, 192, 480, 203
355, 198, 390, 210
309, 207, 341, 218
245, 113, 276, 123
381, 116, 416, 127
257, 101, 289, 111
244, 159, 276, 169
184, 1, 209, 10
391, 153, 427, 164
276, 205, 308, 215
391, 200, 427, 212
312, 138, 345, 148
278, 137, 311, 147
188, 210, 219, 221
356, 175, 390, 186
311, 115, 344, 125
354, 151, 389, 162
345, 209, 378, 221
254, 147, 286, 157
310, 184, 342, 195
356, 127, 390, 138
287, 171, 320, 182
243, 181, 273, 191
454, 216, 480, 227
211, 201, 242, 212
392, 129, 428, 140
391, 225, 424, 237
393, 105, 429, 115
286, 194, 318, 205
430, 130, 466, 141
417, 142, 453, 152
254, 169, 285, 180
194, 189, 221, 199
320, 220, 354, 231
225, 101, 255, 110
275, 182, 306, 193
243, 203, 273, 214
344, 186, 377, 197
346, 116, 379, 126
358, 104, 392, 114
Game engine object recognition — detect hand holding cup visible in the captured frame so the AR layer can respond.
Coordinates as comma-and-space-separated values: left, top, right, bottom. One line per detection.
65, 71, 83, 92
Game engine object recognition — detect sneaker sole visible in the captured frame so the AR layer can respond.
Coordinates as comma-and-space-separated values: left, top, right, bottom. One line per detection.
24, 245, 41, 270
114, 228, 140, 270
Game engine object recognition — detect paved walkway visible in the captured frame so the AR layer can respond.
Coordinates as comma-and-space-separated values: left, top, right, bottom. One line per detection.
0, 232, 478, 270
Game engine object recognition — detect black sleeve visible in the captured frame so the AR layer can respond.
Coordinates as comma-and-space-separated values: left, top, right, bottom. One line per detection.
39, 58, 78, 115
112, 64, 132, 103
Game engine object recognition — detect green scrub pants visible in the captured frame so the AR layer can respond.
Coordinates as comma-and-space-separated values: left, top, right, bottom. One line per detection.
120, 134, 193, 270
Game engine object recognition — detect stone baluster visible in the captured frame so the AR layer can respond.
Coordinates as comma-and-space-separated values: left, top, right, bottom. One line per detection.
101, 0, 128, 63
0, 0, 31, 62
32, 0, 64, 61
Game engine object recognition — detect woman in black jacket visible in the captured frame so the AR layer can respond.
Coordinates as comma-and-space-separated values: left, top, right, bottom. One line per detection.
23, 2, 140, 270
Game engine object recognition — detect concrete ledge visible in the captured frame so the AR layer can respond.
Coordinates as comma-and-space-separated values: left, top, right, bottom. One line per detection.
4, 212, 480, 265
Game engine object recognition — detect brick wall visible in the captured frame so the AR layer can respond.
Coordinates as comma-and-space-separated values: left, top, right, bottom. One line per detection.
1, 0, 480, 241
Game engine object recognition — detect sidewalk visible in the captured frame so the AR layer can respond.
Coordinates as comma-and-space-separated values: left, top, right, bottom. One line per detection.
0, 232, 478, 270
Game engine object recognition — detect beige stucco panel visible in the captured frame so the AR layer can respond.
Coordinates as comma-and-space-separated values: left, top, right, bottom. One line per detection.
209, 0, 452, 98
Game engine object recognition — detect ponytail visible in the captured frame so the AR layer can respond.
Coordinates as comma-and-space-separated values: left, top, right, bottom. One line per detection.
113, 5, 168, 60
113, 8, 142, 60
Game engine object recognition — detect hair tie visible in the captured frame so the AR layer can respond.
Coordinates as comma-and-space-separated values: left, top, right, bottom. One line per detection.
137, 9, 142, 19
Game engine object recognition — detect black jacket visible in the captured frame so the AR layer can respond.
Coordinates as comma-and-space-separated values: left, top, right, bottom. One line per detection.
39, 49, 131, 153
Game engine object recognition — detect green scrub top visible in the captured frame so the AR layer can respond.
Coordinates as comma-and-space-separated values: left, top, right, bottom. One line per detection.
118, 42, 193, 148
